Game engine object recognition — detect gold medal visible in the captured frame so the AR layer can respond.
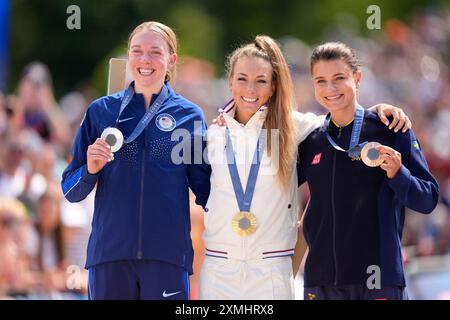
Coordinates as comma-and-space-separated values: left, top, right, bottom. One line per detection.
231, 211, 257, 237
101, 127, 124, 153
361, 142, 383, 167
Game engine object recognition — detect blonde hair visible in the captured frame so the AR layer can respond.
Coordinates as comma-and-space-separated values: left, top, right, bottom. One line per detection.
127, 21, 177, 83
0, 197, 27, 221
226, 35, 296, 189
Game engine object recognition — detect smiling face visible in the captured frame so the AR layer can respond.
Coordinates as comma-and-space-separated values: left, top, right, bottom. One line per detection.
228, 56, 275, 120
312, 58, 361, 115
37, 196, 60, 234
127, 30, 176, 92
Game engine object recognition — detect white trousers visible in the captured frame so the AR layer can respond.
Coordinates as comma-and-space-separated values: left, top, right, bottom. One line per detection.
199, 255, 295, 300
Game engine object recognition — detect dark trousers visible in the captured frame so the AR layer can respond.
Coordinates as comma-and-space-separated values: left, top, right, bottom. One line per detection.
304, 285, 409, 300
88, 259, 190, 300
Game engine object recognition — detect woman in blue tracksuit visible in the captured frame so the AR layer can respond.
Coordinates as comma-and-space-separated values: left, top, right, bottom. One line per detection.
297, 42, 439, 300
61, 21, 211, 300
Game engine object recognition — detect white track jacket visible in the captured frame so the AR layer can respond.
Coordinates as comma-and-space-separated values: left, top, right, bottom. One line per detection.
203, 106, 323, 261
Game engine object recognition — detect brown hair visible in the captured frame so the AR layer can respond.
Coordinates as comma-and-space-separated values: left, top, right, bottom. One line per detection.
35, 190, 65, 271
127, 21, 177, 82
226, 35, 296, 189
310, 42, 360, 74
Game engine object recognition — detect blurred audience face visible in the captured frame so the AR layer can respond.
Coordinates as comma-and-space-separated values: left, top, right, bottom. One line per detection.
18, 78, 44, 111
0, 198, 27, 244
31, 143, 56, 177
17, 62, 54, 112
37, 195, 60, 234
4, 140, 25, 173
0, 213, 21, 241
0, 93, 7, 134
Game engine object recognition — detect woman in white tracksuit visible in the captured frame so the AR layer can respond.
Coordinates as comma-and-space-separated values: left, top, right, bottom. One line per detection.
199, 35, 409, 300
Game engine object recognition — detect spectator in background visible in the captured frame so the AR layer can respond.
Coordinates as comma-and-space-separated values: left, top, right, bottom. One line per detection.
0, 93, 24, 137
0, 197, 32, 298
0, 92, 8, 138
59, 91, 88, 143
27, 187, 68, 296
0, 134, 29, 199
16, 61, 71, 148
60, 196, 92, 296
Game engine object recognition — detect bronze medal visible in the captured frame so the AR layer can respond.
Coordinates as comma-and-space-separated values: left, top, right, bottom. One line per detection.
361, 142, 383, 167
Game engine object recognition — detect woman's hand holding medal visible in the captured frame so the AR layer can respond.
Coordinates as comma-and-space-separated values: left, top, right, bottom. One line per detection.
360, 143, 402, 179
87, 138, 114, 174
376, 145, 402, 179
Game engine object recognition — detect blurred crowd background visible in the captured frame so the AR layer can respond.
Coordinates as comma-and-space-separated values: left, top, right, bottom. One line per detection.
0, 0, 449, 300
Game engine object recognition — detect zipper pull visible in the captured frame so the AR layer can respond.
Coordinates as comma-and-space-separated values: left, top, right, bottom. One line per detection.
337, 127, 343, 139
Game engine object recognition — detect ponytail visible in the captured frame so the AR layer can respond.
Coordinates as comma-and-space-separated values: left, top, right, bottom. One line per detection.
226, 35, 296, 190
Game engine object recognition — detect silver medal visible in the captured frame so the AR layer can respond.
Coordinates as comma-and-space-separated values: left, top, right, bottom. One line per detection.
101, 127, 124, 153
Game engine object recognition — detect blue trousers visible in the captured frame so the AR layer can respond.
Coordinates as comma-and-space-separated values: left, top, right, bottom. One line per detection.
304, 285, 408, 300
88, 260, 190, 300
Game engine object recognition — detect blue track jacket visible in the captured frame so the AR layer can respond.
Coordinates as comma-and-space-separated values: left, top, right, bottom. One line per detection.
297, 110, 439, 287
62, 83, 211, 274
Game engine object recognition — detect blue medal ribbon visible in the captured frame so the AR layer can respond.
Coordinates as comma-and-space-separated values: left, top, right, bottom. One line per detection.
324, 104, 367, 159
225, 127, 265, 212
114, 82, 169, 145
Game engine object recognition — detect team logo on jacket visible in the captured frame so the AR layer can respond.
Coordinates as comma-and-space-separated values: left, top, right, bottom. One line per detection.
156, 114, 176, 132
412, 140, 420, 150
307, 293, 317, 300
311, 153, 322, 165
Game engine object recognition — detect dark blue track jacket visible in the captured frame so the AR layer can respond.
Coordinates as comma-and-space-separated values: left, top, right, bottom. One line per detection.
297, 110, 439, 287
61, 83, 211, 274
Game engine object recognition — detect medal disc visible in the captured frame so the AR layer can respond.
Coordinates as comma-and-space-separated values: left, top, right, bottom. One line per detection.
101, 127, 124, 153
361, 142, 383, 167
231, 212, 257, 237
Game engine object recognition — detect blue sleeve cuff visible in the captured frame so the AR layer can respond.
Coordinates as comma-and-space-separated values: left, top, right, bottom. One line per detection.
387, 165, 411, 198
82, 165, 100, 185
194, 194, 208, 209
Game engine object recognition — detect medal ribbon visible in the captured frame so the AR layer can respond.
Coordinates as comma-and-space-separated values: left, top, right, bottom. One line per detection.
225, 127, 265, 213
324, 104, 367, 158
114, 82, 169, 145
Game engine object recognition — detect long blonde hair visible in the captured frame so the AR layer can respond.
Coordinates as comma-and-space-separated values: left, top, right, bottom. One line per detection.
127, 21, 177, 82
226, 35, 296, 189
